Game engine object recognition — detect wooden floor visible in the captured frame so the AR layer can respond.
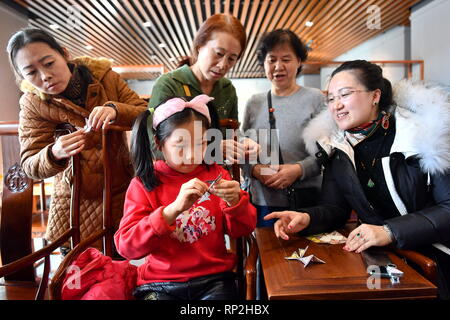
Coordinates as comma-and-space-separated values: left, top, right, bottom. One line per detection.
32, 211, 48, 239
0, 280, 39, 300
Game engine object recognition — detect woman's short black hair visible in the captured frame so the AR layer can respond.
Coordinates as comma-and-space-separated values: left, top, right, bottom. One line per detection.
256, 29, 308, 75
331, 60, 394, 112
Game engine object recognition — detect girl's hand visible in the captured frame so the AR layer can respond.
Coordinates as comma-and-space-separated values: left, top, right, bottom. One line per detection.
163, 178, 208, 224
264, 211, 311, 240
211, 179, 241, 207
51, 130, 87, 160
87, 106, 117, 132
344, 224, 393, 253
264, 164, 303, 189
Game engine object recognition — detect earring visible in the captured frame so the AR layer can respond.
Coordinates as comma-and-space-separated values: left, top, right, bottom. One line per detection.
381, 111, 390, 129
373, 101, 379, 106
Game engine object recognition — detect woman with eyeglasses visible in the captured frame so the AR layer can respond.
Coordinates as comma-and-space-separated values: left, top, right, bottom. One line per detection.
265, 60, 450, 299
241, 30, 325, 227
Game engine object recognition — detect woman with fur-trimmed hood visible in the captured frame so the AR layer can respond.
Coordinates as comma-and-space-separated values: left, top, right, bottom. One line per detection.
265, 60, 450, 299
6, 28, 147, 251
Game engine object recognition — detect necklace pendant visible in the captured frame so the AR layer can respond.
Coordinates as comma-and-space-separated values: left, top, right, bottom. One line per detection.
367, 178, 375, 188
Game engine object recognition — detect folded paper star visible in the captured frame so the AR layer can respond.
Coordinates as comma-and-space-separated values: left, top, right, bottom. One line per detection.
285, 246, 325, 268
197, 173, 222, 204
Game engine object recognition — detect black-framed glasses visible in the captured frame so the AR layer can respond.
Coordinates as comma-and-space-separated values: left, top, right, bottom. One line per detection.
326, 89, 369, 105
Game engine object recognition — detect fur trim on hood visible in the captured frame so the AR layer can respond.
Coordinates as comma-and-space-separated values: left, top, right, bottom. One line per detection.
20, 56, 113, 100
303, 79, 450, 175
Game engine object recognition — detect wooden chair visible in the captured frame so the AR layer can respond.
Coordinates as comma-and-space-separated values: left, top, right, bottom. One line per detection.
0, 124, 130, 299
393, 248, 437, 285
0, 122, 35, 284
49, 124, 134, 299
219, 119, 258, 300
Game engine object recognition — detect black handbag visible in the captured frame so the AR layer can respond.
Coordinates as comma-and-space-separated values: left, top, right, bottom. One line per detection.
266, 91, 319, 210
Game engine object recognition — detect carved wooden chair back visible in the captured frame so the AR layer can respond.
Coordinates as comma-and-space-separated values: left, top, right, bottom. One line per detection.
0, 122, 35, 282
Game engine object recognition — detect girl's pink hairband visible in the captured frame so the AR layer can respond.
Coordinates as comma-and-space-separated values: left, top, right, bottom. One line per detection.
152, 94, 213, 129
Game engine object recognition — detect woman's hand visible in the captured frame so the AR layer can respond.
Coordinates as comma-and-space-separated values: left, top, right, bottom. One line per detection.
221, 139, 246, 164
344, 224, 393, 253
51, 130, 87, 160
264, 211, 311, 240
211, 179, 241, 207
241, 137, 260, 161
87, 106, 117, 132
264, 164, 303, 189
163, 178, 208, 224
252, 164, 278, 184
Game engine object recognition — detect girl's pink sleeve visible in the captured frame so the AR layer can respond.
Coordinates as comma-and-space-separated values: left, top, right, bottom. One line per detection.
114, 178, 175, 260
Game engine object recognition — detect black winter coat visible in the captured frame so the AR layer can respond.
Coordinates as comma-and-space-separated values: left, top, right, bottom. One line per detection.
300, 148, 450, 251
301, 80, 450, 255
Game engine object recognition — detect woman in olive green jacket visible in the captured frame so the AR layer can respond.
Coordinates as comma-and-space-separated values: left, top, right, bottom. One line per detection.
149, 13, 258, 164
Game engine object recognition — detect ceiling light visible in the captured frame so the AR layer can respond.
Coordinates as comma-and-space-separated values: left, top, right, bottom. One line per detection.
150, 55, 157, 60
169, 57, 176, 62
158, 43, 166, 48
85, 45, 94, 50
305, 21, 314, 27
143, 21, 152, 27
49, 24, 60, 30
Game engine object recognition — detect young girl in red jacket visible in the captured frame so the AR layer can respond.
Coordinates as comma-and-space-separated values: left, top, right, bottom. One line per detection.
114, 94, 256, 300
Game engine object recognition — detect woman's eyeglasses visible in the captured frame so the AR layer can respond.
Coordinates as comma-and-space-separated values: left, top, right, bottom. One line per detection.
326, 89, 369, 105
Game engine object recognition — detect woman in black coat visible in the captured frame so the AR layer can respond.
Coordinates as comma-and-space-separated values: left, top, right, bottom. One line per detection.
265, 60, 450, 299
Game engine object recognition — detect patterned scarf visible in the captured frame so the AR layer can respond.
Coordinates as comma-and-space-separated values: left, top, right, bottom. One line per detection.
345, 112, 389, 147
60, 63, 93, 107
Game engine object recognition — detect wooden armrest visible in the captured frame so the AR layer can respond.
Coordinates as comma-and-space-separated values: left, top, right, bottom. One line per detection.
104, 125, 132, 132
0, 229, 73, 278
244, 234, 259, 300
393, 248, 437, 284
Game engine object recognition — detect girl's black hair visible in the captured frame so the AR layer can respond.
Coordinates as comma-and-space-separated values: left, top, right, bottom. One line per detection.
256, 29, 308, 75
331, 60, 394, 112
6, 27, 67, 81
131, 103, 210, 191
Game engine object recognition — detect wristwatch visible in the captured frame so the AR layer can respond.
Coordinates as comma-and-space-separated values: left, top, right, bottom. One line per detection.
104, 102, 117, 111
104, 103, 118, 122
383, 224, 396, 243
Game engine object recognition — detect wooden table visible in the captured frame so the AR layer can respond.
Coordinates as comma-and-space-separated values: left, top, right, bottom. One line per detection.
256, 227, 437, 300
